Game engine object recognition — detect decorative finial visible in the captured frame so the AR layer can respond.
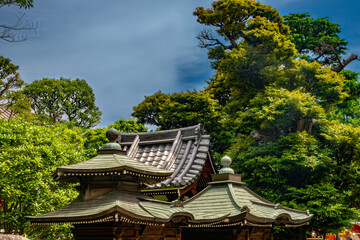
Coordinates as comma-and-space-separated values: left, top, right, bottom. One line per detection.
99, 128, 122, 152
106, 128, 119, 142
219, 155, 234, 174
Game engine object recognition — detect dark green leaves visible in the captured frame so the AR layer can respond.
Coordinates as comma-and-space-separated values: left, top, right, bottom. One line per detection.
22, 78, 102, 128
284, 13, 348, 66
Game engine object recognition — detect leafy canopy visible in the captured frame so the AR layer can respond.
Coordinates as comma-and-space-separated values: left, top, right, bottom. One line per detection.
22, 78, 102, 128
132, 90, 231, 153
284, 13, 348, 66
0, 55, 23, 100
0, 56, 31, 119
132, 90, 220, 131
131, 0, 360, 237
0, 119, 85, 237
0, 117, 147, 238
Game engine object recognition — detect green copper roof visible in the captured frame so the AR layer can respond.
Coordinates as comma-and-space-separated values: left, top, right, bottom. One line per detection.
27, 190, 156, 223
56, 128, 172, 182
139, 180, 312, 225
29, 144, 311, 227
57, 153, 172, 178
29, 177, 311, 226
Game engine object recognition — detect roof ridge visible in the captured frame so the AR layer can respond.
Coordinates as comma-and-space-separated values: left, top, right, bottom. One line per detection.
182, 185, 212, 205
162, 140, 192, 186
119, 124, 202, 136
227, 183, 252, 211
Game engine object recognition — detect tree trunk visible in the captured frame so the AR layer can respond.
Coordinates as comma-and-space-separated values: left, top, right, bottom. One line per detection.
331, 53, 358, 72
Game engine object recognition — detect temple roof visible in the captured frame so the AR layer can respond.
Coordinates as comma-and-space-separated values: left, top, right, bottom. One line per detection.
29, 157, 312, 227
56, 152, 172, 181
56, 128, 172, 183
119, 124, 214, 189
28, 174, 311, 227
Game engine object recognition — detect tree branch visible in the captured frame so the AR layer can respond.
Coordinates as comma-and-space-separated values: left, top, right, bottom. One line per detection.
196, 29, 226, 49
0, 13, 37, 42
331, 53, 359, 72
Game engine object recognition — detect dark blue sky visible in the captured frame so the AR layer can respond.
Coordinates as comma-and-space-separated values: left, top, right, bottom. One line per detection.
1, 0, 359, 126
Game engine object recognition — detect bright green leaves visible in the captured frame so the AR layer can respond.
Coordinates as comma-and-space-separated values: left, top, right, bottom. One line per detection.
194, 0, 294, 70
229, 129, 359, 234
244, 87, 324, 138
22, 78, 102, 128
271, 60, 347, 109
286, 183, 357, 235
191, 1, 359, 236
0, 119, 85, 236
194, 0, 288, 49
0, 56, 31, 120
132, 90, 230, 153
230, 131, 330, 198
132, 90, 220, 131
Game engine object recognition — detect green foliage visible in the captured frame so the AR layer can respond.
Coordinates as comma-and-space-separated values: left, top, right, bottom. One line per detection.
0, 118, 85, 237
195, 0, 297, 113
331, 70, 360, 125
0, 56, 31, 120
229, 128, 359, 235
237, 87, 325, 138
4, 90, 32, 120
0, 56, 24, 100
83, 118, 147, 158
192, 1, 359, 236
22, 78, 102, 128
132, 90, 220, 131
284, 13, 348, 66
271, 60, 347, 109
286, 183, 357, 235
132, 90, 231, 153
194, 0, 289, 50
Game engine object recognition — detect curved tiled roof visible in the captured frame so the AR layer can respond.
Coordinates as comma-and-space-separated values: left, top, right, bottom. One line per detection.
28, 175, 311, 227
119, 124, 214, 189
57, 153, 172, 177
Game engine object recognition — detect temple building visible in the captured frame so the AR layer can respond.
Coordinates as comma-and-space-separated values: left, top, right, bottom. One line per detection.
28, 125, 312, 240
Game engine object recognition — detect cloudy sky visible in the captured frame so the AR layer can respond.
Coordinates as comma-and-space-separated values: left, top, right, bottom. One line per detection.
1, 0, 359, 126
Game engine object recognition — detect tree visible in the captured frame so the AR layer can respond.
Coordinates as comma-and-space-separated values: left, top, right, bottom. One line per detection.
193, 0, 293, 68
0, 117, 146, 238
0, 0, 36, 42
132, 90, 231, 153
0, 118, 85, 238
194, 0, 297, 112
284, 13, 359, 72
22, 78, 102, 128
327, 70, 360, 127
0, 56, 24, 100
191, 1, 358, 237
133, 90, 220, 130
0, 56, 31, 120
228, 96, 359, 237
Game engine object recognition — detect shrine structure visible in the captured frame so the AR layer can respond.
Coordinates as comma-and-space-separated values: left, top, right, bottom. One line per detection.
28, 125, 312, 240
